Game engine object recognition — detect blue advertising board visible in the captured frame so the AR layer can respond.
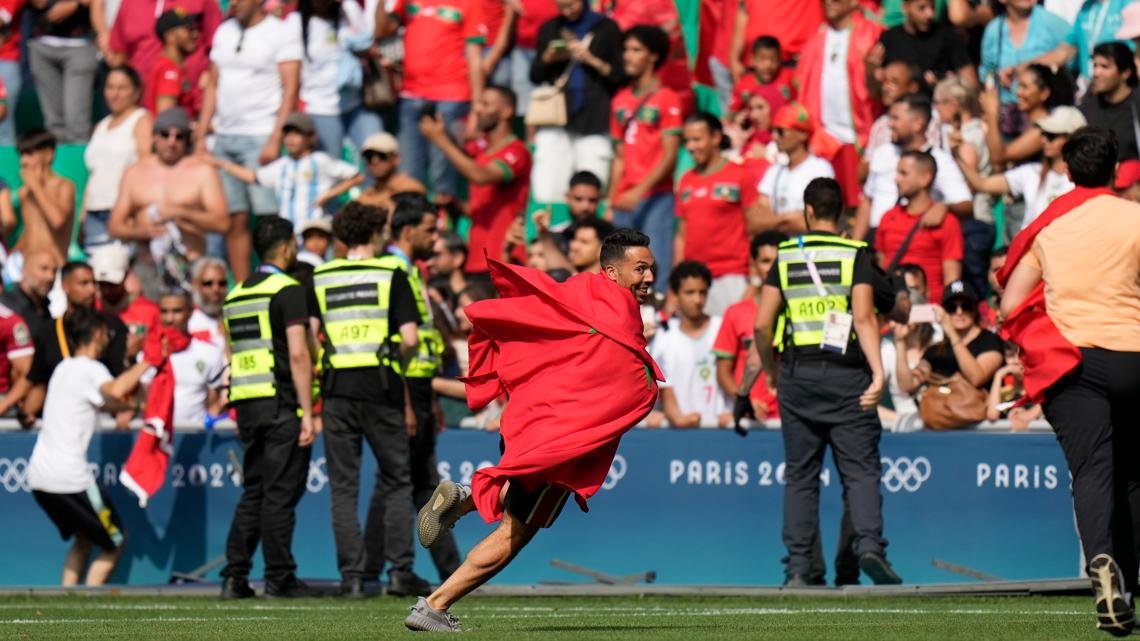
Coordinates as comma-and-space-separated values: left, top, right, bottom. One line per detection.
0, 429, 1080, 586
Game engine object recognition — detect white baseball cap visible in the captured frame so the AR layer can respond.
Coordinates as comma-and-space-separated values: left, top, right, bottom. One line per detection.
1035, 106, 1087, 136
88, 243, 130, 284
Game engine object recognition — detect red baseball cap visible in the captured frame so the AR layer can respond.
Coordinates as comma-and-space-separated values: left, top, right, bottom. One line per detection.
772, 102, 814, 134
1115, 159, 1140, 190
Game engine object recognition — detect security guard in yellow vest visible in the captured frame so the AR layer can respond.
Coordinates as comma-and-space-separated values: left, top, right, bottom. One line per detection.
315, 201, 427, 599
220, 217, 318, 600
359, 195, 462, 584
738, 178, 904, 587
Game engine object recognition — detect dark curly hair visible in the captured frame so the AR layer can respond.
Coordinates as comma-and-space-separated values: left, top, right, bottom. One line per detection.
332, 201, 387, 247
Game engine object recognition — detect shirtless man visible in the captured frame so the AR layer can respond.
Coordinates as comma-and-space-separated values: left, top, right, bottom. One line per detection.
109, 107, 229, 285
354, 132, 426, 212
14, 130, 75, 270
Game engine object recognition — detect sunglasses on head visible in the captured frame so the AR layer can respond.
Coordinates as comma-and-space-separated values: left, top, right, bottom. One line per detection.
156, 129, 189, 141
363, 151, 394, 162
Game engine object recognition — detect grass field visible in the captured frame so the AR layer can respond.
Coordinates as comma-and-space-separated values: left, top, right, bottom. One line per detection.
0, 593, 1117, 641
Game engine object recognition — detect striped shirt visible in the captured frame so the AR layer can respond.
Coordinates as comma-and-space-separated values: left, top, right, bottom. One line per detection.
256, 151, 359, 233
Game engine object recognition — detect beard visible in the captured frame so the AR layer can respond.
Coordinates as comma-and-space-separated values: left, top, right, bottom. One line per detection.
193, 289, 223, 317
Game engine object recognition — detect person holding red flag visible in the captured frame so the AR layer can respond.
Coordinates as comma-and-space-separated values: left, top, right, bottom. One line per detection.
404, 229, 662, 632
999, 126, 1140, 636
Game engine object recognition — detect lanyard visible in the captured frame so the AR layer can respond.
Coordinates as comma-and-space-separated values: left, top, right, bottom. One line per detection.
258, 264, 284, 275
796, 236, 828, 298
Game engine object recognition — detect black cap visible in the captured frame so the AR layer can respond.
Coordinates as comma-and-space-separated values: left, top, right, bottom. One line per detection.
941, 279, 978, 307
155, 9, 199, 39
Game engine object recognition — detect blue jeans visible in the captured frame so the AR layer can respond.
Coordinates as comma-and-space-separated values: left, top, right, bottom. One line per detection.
485, 46, 511, 87
397, 97, 469, 198
214, 134, 279, 215
82, 209, 112, 250
613, 192, 675, 294
510, 48, 537, 115
310, 106, 384, 159
0, 60, 21, 146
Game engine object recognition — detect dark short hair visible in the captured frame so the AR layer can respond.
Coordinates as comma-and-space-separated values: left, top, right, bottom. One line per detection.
569, 171, 602, 190
751, 35, 780, 54
253, 217, 297, 262
669, 260, 712, 293
390, 195, 435, 238
107, 65, 143, 92
600, 227, 650, 267
624, 24, 670, 71
571, 216, 615, 243
897, 92, 933, 128
61, 260, 92, 281
900, 149, 938, 183
1063, 126, 1119, 187
803, 177, 844, 222
898, 263, 927, 286
440, 229, 466, 254
1093, 41, 1139, 88
65, 305, 108, 350
485, 83, 518, 114
684, 111, 730, 149
333, 201, 386, 246
17, 128, 56, 156
751, 231, 788, 258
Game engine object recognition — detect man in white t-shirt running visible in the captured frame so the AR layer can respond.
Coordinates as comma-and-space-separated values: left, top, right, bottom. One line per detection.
27, 307, 154, 586
147, 289, 227, 427
756, 102, 836, 235
649, 260, 730, 428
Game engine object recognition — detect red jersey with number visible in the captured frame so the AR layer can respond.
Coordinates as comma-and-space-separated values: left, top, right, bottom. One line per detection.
611, 85, 683, 197
466, 136, 531, 273
395, 0, 487, 101
676, 160, 756, 278
144, 55, 197, 118
876, 205, 964, 297
0, 302, 33, 393
711, 297, 778, 416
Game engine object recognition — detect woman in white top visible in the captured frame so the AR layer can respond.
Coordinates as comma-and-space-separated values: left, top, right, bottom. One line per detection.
291, 0, 383, 158
82, 66, 152, 251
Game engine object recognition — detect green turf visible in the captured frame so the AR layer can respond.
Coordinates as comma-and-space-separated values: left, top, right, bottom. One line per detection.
0, 594, 1111, 640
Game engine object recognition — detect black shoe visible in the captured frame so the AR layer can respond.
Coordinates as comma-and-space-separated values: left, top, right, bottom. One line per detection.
220, 576, 256, 600
1089, 554, 1136, 636
265, 578, 322, 598
783, 574, 825, 587
835, 573, 861, 587
859, 552, 903, 585
339, 577, 368, 599
387, 571, 432, 597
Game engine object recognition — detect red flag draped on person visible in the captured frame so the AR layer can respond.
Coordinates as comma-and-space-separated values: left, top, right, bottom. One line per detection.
996, 187, 1109, 402
120, 325, 192, 507
463, 260, 663, 523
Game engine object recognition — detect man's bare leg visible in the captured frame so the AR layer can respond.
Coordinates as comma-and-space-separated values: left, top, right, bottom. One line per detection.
227, 212, 251, 282
62, 536, 92, 586
85, 545, 122, 585
426, 509, 537, 612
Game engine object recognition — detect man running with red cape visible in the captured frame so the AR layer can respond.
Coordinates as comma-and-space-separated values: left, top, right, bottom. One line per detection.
404, 229, 663, 633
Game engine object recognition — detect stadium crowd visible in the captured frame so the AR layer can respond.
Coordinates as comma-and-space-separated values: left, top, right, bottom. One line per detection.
0, 0, 1137, 432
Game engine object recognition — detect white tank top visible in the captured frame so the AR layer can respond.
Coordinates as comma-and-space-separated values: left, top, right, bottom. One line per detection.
84, 108, 147, 211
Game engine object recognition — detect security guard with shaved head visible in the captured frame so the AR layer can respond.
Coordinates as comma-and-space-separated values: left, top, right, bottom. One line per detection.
736, 177, 905, 587
221, 217, 318, 599
314, 201, 427, 599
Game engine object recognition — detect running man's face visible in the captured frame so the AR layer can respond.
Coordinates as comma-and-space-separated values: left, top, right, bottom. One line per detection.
605, 246, 655, 304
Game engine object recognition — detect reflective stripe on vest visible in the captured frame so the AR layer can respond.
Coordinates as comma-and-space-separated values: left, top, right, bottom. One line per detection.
314, 258, 394, 370
777, 235, 865, 348
223, 272, 299, 402
377, 254, 444, 378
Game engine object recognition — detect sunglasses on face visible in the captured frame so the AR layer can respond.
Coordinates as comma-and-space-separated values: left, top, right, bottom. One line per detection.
363, 151, 394, 162
156, 129, 189, 141
946, 301, 974, 314
199, 279, 227, 288
1041, 131, 1064, 142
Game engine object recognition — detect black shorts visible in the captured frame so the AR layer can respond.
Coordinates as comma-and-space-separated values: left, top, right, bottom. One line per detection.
33, 485, 124, 551
497, 436, 571, 528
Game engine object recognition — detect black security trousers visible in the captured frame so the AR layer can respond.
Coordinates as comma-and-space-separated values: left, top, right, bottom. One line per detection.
323, 397, 414, 580
779, 362, 887, 578
222, 403, 311, 584
1043, 348, 1140, 594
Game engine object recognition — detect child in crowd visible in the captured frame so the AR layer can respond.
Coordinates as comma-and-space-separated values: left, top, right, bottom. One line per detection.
727, 36, 795, 120
986, 342, 1042, 432
145, 9, 200, 118
5, 130, 75, 287
296, 217, 332, 267
212, 112, 361, 235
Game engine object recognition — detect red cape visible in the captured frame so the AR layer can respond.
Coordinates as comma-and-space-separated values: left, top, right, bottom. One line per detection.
996, 187, 1108, 402
463, 261, 663, 523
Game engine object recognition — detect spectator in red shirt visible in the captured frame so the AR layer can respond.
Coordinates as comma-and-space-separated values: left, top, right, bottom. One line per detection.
608, 24, 682, 292
676, 112, 760, 315
876, 150, 963, 297
144, 9, 199, 117
0, 300, 35, 408
375, 0, 487, 204
714, 230, 785, 421
727, 36, 795, 120
89, 244, 160, 363
609, 0, 695, 115
107, 0, 222, 115
502, 0, 559, 117
729, 0, 823, 81
420, 85, 531, 276
0, 0, 25, 145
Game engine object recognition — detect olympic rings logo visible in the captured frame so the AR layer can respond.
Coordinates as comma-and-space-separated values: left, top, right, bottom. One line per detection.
0, 457, 30, 493
880, 456, 931, 493
307, 457, 328, 493
602, 455, 627, 491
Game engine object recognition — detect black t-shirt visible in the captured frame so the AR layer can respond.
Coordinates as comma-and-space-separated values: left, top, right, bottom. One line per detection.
768, 238, 884, 368
880, 23, 971, 79
530, 15, 626, 136
323, 267, 421, 405
1079, 91, 1140, 161
29, 311, 128, 385
0, 288, 51, 337
229, 273, 312, 411
923, 328, 1003, 383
